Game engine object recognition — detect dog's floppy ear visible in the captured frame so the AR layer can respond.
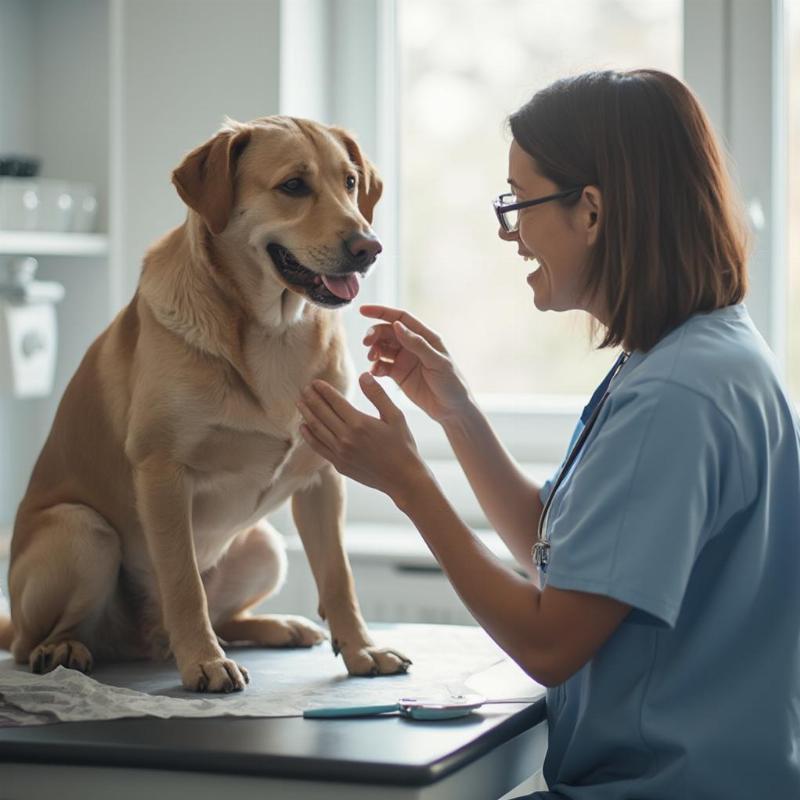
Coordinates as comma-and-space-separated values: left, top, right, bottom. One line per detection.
171, 125, 252, 235
330, 126, 383, 224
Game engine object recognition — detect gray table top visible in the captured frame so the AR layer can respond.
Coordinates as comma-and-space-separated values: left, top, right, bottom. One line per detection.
0, 624, 547, 787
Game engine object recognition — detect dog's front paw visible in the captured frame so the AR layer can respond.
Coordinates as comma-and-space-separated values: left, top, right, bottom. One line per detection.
336, 642, 413, 676
180, 656, 250, 693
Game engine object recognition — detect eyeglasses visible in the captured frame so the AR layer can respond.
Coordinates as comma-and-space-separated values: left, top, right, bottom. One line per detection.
493, 187, 584, 233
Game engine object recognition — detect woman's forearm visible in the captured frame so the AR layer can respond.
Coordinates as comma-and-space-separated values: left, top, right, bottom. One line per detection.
440, 400, 543, 577
392, 472, 548, 678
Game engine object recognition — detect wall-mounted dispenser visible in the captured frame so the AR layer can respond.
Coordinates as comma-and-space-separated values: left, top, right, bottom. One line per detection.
0, 257, 64, 398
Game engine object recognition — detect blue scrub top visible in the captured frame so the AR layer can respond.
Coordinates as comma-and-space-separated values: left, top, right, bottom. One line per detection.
534, 304, 800, 799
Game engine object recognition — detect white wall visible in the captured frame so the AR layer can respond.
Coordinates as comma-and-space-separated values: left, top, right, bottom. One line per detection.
0, 0, 36, 155
114, 0, 282, 303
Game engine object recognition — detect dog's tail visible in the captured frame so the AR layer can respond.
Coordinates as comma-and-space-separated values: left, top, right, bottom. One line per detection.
0, 615, 13, 651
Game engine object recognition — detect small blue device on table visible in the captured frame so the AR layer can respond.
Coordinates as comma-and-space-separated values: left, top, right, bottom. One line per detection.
303, 693, 536, 721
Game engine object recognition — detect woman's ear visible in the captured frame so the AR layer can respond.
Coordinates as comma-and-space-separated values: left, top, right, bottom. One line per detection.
583, 186, 603, 246
171, 125, 252, 235
329, 126, 383, 224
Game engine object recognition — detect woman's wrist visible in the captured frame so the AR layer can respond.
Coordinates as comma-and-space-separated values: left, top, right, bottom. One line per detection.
438, 395, 482, 439
390, 460, 440, 515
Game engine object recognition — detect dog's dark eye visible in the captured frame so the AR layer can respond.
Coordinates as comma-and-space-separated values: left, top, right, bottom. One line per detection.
280, 178, 309, 196
346, 175, 357, 192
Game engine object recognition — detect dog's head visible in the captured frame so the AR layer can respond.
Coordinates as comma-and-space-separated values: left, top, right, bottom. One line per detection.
171, 116, 383, 309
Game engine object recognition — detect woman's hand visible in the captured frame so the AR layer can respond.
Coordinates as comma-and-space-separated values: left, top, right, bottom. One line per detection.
360, 305, 473, 424
297, 371, 431, 505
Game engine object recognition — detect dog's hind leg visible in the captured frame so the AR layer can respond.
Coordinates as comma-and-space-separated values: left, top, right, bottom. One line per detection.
9, 503, 121, 674
205, 521, 328, 648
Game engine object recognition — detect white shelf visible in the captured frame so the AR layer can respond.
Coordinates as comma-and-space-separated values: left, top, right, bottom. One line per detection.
0, 231, 109, 257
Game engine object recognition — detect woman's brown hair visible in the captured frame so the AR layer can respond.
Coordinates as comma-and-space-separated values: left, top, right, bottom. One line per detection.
509, 69, 749, 353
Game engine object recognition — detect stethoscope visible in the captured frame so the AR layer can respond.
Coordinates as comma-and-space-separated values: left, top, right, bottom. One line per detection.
532, 351, 630, 575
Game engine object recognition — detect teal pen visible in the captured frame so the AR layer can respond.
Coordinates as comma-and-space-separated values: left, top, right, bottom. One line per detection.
303, 703, 408, 719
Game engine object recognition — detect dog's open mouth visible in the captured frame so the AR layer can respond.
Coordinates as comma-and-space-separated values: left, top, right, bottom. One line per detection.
266, 243, 361, 307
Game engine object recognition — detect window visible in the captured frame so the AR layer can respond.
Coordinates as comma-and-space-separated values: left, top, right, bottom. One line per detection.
788, 0, 800, 400
398, 0, 683, 399
277, 0, 790, 531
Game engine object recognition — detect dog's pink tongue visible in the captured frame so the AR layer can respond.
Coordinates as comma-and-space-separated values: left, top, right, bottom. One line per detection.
321, 273, 360, 300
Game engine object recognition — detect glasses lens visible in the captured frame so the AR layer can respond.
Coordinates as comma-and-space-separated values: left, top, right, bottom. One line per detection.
497, 194, 518, 232
503, 206, 519, 232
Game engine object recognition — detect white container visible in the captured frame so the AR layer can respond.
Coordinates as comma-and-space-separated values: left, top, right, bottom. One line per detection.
36, 179, 73, 232
0, 178, 39, 231
0, 301, 58, 398
68, 181, 98, 233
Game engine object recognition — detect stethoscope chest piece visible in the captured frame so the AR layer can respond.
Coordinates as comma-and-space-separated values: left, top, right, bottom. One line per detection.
532, 539, 550, 572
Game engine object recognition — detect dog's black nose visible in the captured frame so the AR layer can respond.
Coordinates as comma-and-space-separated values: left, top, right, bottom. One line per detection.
346, 233, 382, 266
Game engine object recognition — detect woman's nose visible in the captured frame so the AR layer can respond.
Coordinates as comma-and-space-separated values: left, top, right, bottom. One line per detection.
497, 226, 518, 242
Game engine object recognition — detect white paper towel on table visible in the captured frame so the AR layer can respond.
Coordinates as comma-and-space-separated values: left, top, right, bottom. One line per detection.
0, 624, 522, 727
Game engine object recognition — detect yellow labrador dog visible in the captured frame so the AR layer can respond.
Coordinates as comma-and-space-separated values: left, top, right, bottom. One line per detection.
0, 115, 410, 692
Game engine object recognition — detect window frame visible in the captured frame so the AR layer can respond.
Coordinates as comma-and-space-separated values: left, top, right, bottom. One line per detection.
684, 0, 788, 370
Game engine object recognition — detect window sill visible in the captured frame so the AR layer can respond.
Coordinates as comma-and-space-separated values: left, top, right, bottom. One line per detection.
341, 458, 556, 528
285, 521, 518, 569
392, 399, 578, 464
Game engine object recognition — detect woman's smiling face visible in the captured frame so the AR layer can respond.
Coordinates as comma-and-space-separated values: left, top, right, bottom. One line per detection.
499, 139, 605, 322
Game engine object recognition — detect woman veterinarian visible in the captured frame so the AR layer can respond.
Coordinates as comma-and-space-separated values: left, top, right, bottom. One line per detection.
296, 69, 800, 798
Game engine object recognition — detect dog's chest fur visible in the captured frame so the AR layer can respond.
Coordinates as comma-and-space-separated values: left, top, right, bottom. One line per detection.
184, 312, 351, 568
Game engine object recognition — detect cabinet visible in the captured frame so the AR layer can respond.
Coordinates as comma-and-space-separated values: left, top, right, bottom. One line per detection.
0, 0, 281, 526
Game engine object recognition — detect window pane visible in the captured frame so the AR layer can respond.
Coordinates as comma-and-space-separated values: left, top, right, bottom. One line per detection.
399, 0, 682, 397
788, 2, 800, 401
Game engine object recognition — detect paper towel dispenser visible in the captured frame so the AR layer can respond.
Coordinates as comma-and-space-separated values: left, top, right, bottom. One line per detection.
0, 257, 64, 398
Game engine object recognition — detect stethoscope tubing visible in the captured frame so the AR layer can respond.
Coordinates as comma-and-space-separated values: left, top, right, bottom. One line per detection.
534, 352, 629, 571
